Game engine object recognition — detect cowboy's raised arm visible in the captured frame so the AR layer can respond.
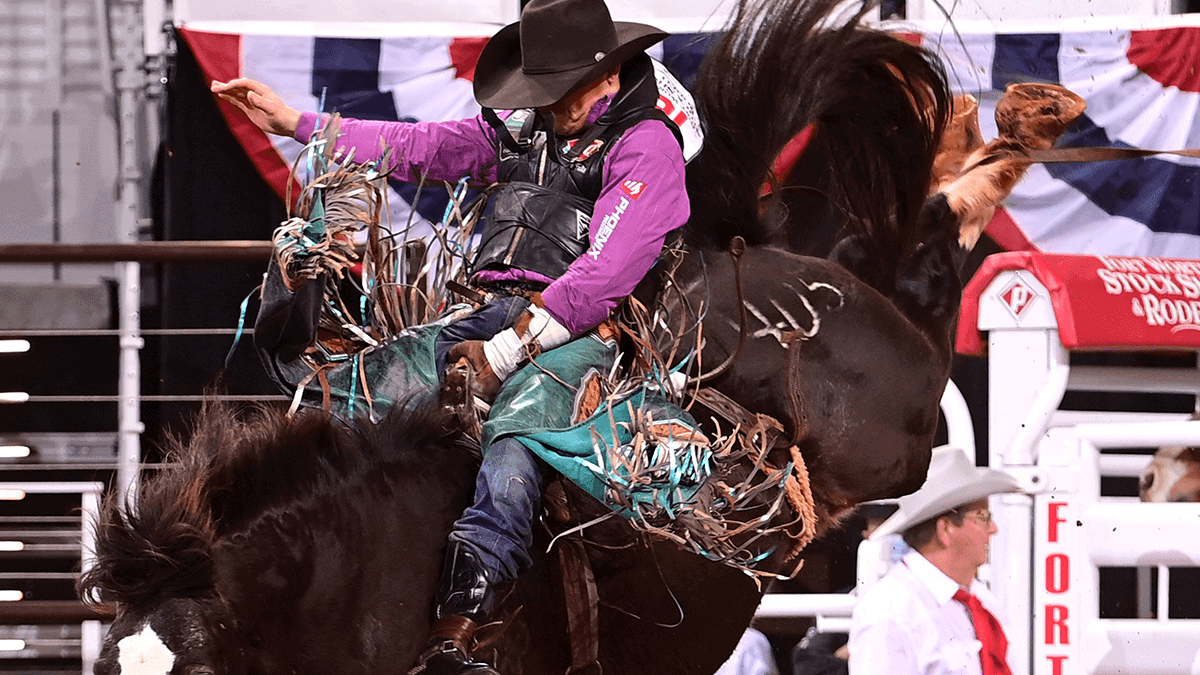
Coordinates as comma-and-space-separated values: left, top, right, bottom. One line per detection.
212, 77, 500, 185
210, 78, 301, 137
291, 112, 500, 186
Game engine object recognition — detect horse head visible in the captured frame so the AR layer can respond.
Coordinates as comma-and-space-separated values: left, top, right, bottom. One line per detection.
78, 402, 250, 675
92, 596, 245, 675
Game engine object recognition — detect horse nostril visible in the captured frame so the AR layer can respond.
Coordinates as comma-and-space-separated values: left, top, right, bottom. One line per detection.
1140, 472, 1155, 492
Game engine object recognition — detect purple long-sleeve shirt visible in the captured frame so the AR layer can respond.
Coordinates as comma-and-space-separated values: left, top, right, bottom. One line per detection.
294, 98, 688, 334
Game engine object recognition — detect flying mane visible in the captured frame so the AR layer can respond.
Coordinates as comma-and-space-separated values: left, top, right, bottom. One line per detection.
684, 0, 951, 293
79, 401, 474, 611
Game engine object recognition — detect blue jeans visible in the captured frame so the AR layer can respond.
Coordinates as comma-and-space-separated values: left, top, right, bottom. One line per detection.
435, 295, 546, 582
448, 436, 548, 582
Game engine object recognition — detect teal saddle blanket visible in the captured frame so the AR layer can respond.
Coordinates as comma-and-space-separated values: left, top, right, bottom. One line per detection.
279, 319, 711, 519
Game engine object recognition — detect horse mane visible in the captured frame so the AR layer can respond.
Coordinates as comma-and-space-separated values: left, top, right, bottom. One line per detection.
79, 399, 468, 610
685, 0, 951, 286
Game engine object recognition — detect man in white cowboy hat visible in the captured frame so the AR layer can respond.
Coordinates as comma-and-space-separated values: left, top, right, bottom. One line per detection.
847, 446, 1021, 675
212, 0, 689, 673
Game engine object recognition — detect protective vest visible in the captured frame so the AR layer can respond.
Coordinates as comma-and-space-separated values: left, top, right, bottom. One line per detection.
469, 53, 683, 283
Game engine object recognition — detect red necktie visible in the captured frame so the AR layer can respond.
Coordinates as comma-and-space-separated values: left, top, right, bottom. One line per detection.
953, 588, 1013, 675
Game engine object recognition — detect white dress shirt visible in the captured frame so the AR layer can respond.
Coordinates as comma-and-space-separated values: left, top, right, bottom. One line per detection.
847, 549, 1010, 675
714, 627, 779, 675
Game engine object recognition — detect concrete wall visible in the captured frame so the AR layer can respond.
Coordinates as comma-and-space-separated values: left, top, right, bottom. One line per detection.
0, 0, 119, 286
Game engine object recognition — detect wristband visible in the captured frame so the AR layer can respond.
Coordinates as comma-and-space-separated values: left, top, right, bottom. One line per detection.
482, 328, 524, 381
523, 305, 572, 352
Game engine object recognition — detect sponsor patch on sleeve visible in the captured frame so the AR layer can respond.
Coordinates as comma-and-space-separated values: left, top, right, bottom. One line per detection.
620, 180, 646, 200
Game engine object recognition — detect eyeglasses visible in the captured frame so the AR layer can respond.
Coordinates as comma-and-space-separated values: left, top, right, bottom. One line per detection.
956, 509, 993, 526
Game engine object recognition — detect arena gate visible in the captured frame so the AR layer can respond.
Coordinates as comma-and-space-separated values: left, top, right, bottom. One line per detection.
958, 251, 1200, 675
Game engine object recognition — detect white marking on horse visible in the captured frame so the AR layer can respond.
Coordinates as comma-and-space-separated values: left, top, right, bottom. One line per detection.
740, 279, 846, 347
117, 625, 176, 675
743, 302, 789, 342
1141, 445, 1200, 502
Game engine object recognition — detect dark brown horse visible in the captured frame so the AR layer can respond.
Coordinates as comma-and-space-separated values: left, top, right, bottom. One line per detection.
79, 0, 1086, 672
81, 400, 763, 675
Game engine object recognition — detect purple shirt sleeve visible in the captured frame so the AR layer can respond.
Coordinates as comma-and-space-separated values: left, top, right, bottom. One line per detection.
540, 119, 690, 333
295, 111, 499, 185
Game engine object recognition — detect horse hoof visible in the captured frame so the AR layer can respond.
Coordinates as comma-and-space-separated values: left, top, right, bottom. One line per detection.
994, 82, 1087, 150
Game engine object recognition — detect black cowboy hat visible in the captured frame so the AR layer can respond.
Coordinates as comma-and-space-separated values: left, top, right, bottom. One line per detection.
473, 0, 669, 110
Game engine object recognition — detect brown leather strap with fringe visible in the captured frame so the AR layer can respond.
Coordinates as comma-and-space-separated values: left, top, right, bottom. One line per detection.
545, 481, 603, 675
693, 387, 786, 448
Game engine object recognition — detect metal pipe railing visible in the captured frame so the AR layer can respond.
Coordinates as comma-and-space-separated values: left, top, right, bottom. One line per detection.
0, 241, 274, 263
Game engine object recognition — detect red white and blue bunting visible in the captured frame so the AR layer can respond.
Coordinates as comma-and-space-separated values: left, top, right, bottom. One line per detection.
180, 21, 1200, 258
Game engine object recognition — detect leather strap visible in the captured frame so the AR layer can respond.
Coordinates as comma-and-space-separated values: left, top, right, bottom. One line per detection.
545, 480, 603, 675
693, 386, 786, 449
1029, 145, 1200, 163
429, 614, 478, 654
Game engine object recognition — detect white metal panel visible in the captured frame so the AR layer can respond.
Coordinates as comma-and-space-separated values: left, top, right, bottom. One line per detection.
1085, 620, 1200, 675
941, 379, 977, 458
1074, 421, 1200, 449
754, 593, 856, 619
1097, 453, 1154, 479
1084, 502, 1200, 567
977, 270, 1059, 333
1068, 367, 1200, 395
1051, 411, 1194, 428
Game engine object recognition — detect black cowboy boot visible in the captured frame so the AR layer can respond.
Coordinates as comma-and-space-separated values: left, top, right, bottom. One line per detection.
409, 542, 500, 675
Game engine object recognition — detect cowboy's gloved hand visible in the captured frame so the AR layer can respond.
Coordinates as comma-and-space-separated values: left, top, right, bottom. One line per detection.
446, 306, 574, 403
446, 339, 504, 403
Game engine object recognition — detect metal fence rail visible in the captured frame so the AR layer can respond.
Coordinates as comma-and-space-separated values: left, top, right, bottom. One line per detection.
1, 239, 285, 673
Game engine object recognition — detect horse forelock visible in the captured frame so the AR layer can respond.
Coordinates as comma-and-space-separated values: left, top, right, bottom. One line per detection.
79, 440, 219, 610
81, 396, 468, 612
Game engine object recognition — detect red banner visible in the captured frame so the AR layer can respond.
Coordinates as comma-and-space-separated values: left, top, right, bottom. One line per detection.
958, 251, 1200, 354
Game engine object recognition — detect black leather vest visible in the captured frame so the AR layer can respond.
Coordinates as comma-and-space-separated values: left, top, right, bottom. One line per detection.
469, 54, 682, 284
